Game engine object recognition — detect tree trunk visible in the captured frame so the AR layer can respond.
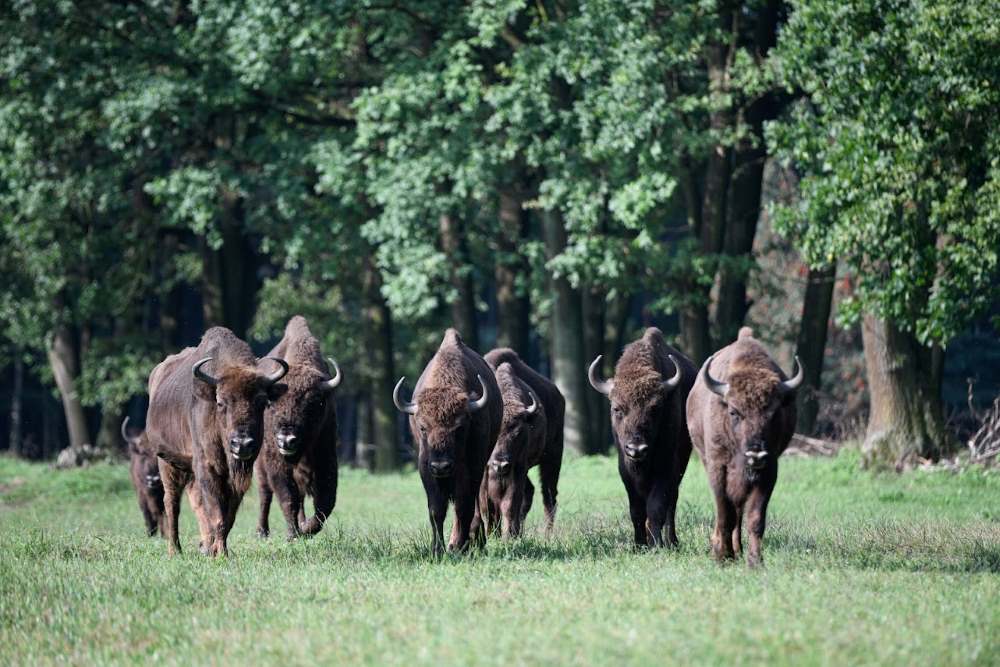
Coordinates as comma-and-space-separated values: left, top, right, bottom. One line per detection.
541, 209, 597, 455
495, 189, 531, 355
95, 405, 125, 454
602, 292, 631, 449
714, 144, 765, 344
582, 286, 609, 454
861, 314, 952, 468
47, 326, 89, 450
439, 214, 480, 350
363, 258, 400, 471
794, 264, 836, 434
9, 355, 23, 456
200, 192, 260, 338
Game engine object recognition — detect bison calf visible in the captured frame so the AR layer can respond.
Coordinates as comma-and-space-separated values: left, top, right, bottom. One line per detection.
122, 417, 164, 537
256, 316, 341, 540
394, 329, 501, 556
686, 327, 802, 567
589, 327, 695, 548
482, 348, 564, 536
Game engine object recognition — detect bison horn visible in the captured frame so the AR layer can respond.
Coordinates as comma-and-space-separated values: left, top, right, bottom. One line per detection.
323, 357, 342, 391
393, 376, 417, 414
662, 354, 682, 391
468, 374, 489, 413
588, 355, 614, 396
263, 357, 289, 385
780, 355, 804, 393
120, 416, 134, 444
193, 356, 219, 386
700, 354, 729, 398
525, 389, 539, 415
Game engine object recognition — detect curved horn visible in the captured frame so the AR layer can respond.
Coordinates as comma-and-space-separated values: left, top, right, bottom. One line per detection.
780, 355, 804, 393
322, 357, 342, 391
393, 376, 417, 414
588, 355, 614, 396
263, 357, 289, 385
468, 374, 489, 412
525, 389, 539, 415
120, 416, 134, 444
700, 354, 729, 398
193, 356, 219, 386
662, 354, 682, 391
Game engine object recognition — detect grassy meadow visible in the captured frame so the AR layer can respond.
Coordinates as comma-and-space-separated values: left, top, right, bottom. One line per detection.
1, 449, 999, 666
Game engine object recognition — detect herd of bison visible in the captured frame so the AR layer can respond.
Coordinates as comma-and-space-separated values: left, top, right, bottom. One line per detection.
123, 316, 803, 567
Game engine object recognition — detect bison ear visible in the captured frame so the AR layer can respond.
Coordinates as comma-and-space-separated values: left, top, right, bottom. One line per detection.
192, 377, 216, 403
267, 383, 289, 401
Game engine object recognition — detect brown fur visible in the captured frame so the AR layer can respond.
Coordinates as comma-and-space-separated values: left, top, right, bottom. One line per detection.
144, 327, 282, 556
405, 329, 502, 555
123, 425, 164, 537
479, 362, 547, 538
255, 316, 339, 539
601, 328, 695, 547
686, 328, 797, 567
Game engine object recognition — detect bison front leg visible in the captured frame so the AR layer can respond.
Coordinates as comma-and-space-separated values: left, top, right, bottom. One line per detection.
645, 484, 667, 548
520, 476, 535, 525
256, 474, 273, 538
140, 497, 158, 537
450, 490, 476, 553
198, 474, 231, 557
421, 471, 447, 557
624, 482, 648, 548
501, 478, 525, 539
159, 460, 186, 556
271, 475, 303, 540
710, 490, 738, 562
185, 483, 212, 555
745, 483, 774, 568
731, 506, 743, 558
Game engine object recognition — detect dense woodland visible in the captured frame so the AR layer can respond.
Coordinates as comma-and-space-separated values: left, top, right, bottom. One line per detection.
1, 0, 998, 470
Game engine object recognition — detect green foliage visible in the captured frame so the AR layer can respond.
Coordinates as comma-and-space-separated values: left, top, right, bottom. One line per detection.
769, 0, 1000, 344
2, 454, 1000, 663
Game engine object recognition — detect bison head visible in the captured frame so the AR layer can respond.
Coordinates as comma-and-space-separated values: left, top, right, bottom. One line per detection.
122, 417, 160, 490
700, 354, 803, 475
393, 374, 489, 478
193, 356, 289, 461
267, 358, 341, 459
489, 364, 540, 478
590, 355, 681, 463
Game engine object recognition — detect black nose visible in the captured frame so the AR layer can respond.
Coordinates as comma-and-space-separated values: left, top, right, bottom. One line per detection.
229, 435, 256, 459
624, 442, 649, 460
428, 460, 453, 477
276, 432, 298, 454
490, 459, 511, 474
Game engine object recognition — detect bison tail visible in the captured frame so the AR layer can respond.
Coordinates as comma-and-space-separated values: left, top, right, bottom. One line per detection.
738, 326, 754, 340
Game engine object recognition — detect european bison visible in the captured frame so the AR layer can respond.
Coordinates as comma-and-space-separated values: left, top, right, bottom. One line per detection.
121, 417, 164, 537
589, 327, 695, 547
686, 326, 802, 566
482, 348, 564, 536
393, 329, 501, 555
256, 316, 341, 540
144, 326, 288, 556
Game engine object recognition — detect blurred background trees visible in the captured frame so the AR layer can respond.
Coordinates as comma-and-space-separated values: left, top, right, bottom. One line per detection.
0, 0, 997, 470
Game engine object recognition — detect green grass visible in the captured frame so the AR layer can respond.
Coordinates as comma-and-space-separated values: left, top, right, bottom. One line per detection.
1, 449, 999, 666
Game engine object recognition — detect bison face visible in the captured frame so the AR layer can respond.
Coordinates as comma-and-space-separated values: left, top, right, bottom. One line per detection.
193, 357, 289, 461
394, 375, 490, 479
491, 396, 539, 477
268, 359, 341, 460
610, 387, 668, 463
590, 355, 682, 464
701, 354, 803, 477
131, 449, 161, 490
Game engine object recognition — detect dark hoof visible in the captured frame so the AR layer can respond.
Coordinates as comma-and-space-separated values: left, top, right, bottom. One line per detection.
257, 527, 270, 539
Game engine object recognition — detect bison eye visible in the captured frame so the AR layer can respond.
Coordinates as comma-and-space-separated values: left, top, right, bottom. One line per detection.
612, 406, 623, 417
729, 408, 742, 421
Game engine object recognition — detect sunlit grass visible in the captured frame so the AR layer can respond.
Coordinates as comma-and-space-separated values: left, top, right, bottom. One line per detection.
1, 449, 999, 665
